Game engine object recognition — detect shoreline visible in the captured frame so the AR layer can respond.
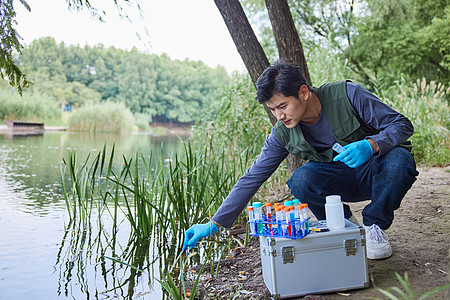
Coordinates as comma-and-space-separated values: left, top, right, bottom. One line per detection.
0, 124, 193, 137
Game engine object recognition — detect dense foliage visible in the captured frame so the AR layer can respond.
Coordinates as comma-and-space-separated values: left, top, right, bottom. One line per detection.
0, 0, 143, 92
0, 0, 31, 93
243, 0, 450, 89
194, 53, 449, 167
15, 37, 231, 124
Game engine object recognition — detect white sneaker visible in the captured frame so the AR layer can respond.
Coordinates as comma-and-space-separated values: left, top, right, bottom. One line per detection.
364, 224, 393, 259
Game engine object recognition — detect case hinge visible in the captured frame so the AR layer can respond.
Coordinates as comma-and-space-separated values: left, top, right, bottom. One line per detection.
282, 246, 294, 264
344, 239, 357, 256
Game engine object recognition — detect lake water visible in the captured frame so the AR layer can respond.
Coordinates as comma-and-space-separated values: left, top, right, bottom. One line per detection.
0, 131, 187, 299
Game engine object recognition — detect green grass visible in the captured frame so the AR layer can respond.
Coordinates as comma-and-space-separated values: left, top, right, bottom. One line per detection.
374, 272, 450, 300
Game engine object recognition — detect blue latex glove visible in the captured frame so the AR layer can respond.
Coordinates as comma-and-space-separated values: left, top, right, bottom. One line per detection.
333, 139, 373, 168
182, 221, 219, 250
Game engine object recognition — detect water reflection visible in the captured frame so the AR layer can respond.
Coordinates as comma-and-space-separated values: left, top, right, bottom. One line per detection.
54, 217, 158, 299
0, 132, 183, 216
0, 131, 186, 299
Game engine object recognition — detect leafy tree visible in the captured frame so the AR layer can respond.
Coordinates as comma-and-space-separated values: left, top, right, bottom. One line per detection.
85, 46, 125, 100
0, 0, 31, 93
18, 37, 64, 77
16, 37, 230, 123
243, 0, 359, 58
347, 0, 449, 88
0, 0, 141, 92
242, 0, 449, 88
114, 51, 159, 116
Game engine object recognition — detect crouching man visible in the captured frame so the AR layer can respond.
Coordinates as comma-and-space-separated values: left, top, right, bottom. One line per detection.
184, 60, 418, 260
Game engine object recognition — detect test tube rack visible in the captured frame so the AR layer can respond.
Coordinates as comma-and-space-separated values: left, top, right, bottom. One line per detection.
248, 216, 310, 240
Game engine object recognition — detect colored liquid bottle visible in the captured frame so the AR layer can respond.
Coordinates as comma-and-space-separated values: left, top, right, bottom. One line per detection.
253, 202, 263, 234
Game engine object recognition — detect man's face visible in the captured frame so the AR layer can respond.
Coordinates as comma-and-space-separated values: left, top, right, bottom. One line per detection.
266, 93, 306, 128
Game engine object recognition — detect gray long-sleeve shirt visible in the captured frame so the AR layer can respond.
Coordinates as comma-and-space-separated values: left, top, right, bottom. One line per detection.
212, 82, 414, 228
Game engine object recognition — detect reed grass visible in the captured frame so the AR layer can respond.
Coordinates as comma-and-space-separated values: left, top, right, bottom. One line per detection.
60, 140, 237, 297
67, 101, 135, 133
0, 88, 62, 125
378, 78, 450, 166
60, 144, 115, 224
60, 139, 241, 247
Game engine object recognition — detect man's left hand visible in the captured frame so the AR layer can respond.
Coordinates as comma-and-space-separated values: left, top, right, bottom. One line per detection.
333, 139, 373, 168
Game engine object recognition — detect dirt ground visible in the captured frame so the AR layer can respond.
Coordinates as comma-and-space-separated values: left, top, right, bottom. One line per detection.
190, 166, 450, 299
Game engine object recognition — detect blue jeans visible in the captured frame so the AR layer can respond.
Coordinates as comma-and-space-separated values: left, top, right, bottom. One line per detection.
287, 147, 418, 230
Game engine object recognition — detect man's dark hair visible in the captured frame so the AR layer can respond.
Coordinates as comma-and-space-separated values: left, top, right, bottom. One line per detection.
256, 60, 310, 104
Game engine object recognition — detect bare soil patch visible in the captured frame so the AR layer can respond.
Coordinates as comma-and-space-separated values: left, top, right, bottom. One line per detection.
191, 166, 450, 299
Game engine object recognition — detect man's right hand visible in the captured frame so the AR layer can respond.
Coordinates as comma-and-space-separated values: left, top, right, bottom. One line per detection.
182, 221, 219, 250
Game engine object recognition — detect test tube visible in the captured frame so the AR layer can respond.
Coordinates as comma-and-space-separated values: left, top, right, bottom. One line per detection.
293, 199, 300, 219
284, 207, 291, 236
298, 204, 305, 237
332, 142, 345, 154
247, 206, 256, 234
253, 202, 263, 234
302, 203, 309, 232
265, 202, 273, 230
275, 206, 283, 236
289, 208, 296, 237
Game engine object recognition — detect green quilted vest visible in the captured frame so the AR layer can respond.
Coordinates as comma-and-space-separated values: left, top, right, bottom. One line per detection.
274, 80, 378, 162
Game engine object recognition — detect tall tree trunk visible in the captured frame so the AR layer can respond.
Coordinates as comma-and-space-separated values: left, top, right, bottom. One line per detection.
214, 0, 276, 125
214, 0, 310, 175
265, 0, 311, 86
266, 0, 309, 173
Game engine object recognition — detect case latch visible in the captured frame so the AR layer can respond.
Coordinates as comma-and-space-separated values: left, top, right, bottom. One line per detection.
267, 237, 276, 247
345, 239, 357, 256
282, 246, 294, 264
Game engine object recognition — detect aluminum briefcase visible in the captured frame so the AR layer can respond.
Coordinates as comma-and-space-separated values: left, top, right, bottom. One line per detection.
259, 219, 369, 299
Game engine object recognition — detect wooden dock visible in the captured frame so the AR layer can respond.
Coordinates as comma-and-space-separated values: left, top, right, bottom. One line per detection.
4, 121, 45, 131
2, 121, 45, 137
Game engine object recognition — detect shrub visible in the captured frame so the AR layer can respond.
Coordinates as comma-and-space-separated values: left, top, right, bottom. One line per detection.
134, 113, 150, 131
67, 101, 135, 133
0, 88, 62, 125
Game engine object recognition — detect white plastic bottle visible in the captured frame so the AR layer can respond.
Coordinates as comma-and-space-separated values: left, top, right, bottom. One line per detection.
325, 195, 345, 230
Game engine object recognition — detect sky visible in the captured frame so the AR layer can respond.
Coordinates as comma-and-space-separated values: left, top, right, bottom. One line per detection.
14, 0, 247, 73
